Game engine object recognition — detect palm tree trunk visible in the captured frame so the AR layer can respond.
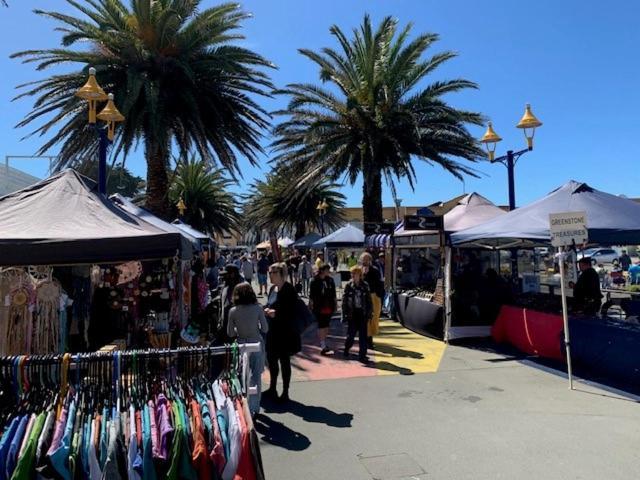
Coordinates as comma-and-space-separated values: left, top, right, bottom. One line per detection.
269, 231, 281, 261
295, 219, 307, 240
145, 143, 170, 218
362, 167, 383, 223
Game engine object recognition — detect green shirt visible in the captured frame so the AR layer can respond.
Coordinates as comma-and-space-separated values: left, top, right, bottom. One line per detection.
11, 411, 46, 480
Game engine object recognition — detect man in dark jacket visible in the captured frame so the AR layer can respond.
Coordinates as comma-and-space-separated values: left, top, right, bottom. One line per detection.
309, 264, 337, 355
572, 257, 602, 315
342, 265, 373, 363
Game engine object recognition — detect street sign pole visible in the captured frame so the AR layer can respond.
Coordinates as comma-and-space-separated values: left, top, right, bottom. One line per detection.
549, 211, 587, 390
557, 245, 573, 390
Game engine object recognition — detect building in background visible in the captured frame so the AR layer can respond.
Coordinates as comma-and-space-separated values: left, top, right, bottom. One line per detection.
0, 164, 40, 197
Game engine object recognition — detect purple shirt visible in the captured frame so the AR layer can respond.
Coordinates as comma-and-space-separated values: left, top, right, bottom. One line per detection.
155, 394, 173, 460
46, 406, 68, 456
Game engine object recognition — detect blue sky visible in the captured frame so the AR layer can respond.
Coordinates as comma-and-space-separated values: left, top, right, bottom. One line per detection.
1, 0, 639, 207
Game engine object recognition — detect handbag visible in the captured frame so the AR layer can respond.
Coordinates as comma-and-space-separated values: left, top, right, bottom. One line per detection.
294, 297, 315, 334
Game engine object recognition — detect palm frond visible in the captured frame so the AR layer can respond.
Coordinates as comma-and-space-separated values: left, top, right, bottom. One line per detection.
13, 0, 275, 216
272, 14, 485, 222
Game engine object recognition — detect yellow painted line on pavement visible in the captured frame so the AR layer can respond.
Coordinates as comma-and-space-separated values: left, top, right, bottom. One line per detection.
372, 320, 446, 376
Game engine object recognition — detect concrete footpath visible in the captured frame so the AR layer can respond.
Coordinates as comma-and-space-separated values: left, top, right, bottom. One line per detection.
256, 340, 640, 480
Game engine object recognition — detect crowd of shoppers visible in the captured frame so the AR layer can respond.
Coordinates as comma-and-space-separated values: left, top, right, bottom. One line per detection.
215, 247, 387, 414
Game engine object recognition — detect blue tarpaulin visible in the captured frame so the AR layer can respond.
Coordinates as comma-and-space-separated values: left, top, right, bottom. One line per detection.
451, 181, 640, 247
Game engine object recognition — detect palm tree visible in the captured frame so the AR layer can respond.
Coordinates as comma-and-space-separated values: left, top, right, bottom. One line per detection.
243, 165, 345, 240
272, 14, 485, 223
169, 157, 238, 236
76, 161, 145, 197
12, 1, 274, 217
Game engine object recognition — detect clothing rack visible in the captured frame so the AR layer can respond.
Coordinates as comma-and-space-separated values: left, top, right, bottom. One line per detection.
1, 341, 262, 398
0, 342, 268, 480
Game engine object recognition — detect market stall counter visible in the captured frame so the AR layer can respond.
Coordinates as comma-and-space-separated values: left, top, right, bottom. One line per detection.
492, 300, 640, 387
395, 292, 444, 339
492, 304, 564, 361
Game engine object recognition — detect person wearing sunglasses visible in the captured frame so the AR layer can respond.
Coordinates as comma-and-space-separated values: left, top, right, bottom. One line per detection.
263, 263, 301, 403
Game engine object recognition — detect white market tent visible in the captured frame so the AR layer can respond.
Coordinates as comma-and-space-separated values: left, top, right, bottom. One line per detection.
279, 237, 295, 248
255, 237, 296, 250
313, 224, 365, 248
390, 193, 507, 340
111, 194, 211, 251
394, 192, 506, 237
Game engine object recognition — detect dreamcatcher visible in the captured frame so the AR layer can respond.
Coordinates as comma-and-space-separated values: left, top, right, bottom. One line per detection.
1, 268, 33, 355
0, 267, 30, 291
33, 280, 61, 354
5, 285, 34, 355
28, 265, 53, 283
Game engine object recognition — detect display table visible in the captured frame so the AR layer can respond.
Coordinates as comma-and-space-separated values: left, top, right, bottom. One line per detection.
492, 305, 564, 361
394, 293, 443, 339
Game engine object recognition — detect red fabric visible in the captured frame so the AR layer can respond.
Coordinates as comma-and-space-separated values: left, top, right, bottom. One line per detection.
233, 399, 256, 480
492, 305, 564, 361
135, 411, 142, 448
208, 400, 226, 475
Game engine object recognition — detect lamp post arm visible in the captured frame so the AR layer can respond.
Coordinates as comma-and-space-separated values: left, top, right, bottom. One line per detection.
492, 147, 531, 166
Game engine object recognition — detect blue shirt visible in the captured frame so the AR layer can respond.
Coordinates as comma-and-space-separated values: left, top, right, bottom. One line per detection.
0, 416, 20, 480
5, 415, 28, 479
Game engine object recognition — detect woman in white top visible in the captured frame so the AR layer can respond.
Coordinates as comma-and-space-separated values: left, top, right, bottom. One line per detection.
227, 282, 268, 415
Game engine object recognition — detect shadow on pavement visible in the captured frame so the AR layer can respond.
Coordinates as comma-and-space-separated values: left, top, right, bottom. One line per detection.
374, 343, 424, 359
255, 414, 311, 451
369, 360, 414, 375
262, 398, 354, 428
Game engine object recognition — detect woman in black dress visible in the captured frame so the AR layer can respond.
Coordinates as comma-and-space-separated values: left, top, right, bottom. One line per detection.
263, 262, 301, 403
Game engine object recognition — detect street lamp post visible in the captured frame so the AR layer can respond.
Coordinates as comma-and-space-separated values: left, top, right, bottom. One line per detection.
75, 67, 125, 195
316, 198, 329, 236
176, 197, 187, 221
480, 104, 543, 211
480, 104, 542, 282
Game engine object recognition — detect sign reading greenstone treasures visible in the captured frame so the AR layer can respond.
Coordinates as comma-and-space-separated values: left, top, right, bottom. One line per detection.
549, 211, 588, 247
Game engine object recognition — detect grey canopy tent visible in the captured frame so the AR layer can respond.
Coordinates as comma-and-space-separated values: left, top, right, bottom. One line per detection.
292, 232, 322, 248
110, 194, 210, 251
0, 170, 191, 266
171, 220, 212, 251
451, 181, 640, 247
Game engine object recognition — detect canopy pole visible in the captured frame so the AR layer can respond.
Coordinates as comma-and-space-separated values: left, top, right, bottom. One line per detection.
443, 246, 452, 343
558, 245, 574, 390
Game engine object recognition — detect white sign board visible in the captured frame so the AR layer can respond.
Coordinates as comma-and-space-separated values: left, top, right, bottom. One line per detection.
549, 211, 588, 247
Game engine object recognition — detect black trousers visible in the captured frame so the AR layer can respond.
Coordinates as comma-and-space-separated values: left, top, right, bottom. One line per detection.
344, 311, 368, 360
267, 347, 292, 393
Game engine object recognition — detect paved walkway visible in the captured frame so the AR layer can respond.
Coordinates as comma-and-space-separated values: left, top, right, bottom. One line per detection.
264, 318, 446, 384
258, 331, 640, 480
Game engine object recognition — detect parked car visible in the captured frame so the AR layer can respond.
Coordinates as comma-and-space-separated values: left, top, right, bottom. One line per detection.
577, 248, 619, 264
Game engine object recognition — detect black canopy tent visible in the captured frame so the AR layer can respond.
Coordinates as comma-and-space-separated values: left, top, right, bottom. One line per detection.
0, 170, 192, 266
